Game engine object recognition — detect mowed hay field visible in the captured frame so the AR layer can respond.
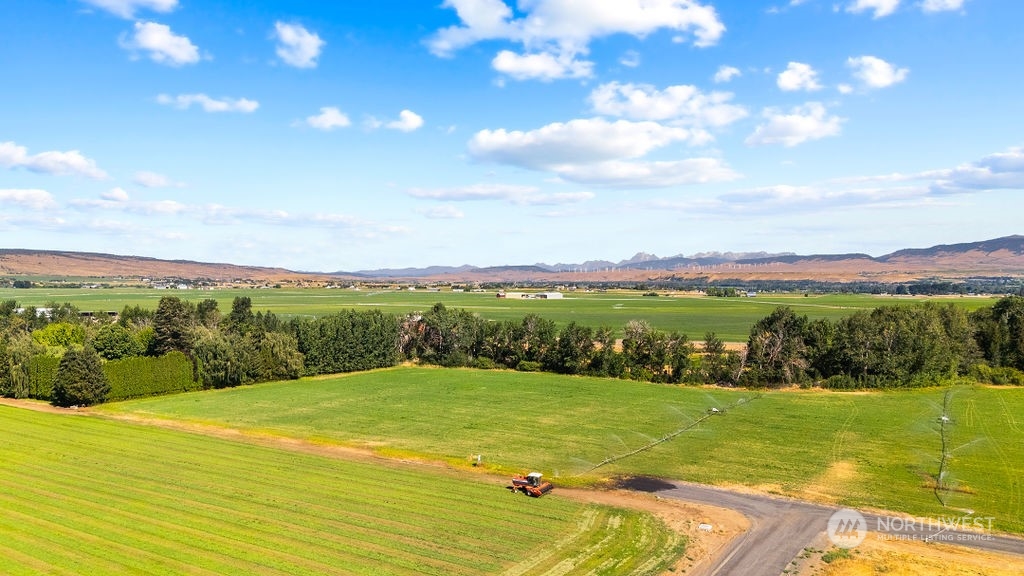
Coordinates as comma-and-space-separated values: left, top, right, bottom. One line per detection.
0, 288, 996, 341
101, 367, 1024, 535
0, 406, 685, 576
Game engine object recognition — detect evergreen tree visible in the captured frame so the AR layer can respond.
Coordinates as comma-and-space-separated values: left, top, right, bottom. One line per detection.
151, 296, 194, 356
52, 347, 110, 407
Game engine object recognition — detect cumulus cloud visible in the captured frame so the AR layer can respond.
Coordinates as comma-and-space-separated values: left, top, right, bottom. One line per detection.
846, 0, 901, 18
777, 62, 822, 92
120, 21, 200, 66
304, 107, 351, 131
846, 55, 909, 89
428, 0, 725, 81
409, 184, 595, 205
0, 189, 58, 210
156, 93, 259, 113
745, 102, 843, 147
387, 110, 425, 132
101, 187, 131, 201
80, 0, 177, 19
492, 50, 593, 81
469, 118, 699, 170
364, 110, 425, 132
589, 81, 747, 127
0, 141, 107, 179
274, 22, 325, 68
713, 65, 741, 83
467, 118, 737, 188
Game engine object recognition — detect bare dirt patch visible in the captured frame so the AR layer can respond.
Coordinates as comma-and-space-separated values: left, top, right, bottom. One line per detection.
805, 533, 1024, 576
0, 397, 88, 415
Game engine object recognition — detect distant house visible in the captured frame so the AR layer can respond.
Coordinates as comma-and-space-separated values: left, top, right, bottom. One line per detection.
536, 292, 564, 299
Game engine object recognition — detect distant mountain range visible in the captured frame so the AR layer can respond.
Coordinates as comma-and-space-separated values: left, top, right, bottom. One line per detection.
3, 235, 1024, 284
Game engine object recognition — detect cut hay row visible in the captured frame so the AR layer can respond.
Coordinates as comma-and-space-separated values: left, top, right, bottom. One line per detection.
0, 407, 684, 575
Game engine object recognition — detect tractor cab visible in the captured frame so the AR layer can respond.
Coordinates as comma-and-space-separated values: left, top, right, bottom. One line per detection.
525, 472, 544, 487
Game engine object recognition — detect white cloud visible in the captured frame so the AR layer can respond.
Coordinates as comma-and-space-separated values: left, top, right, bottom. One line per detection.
713, 65, 741, 83
777, 62, 822, 92
928, 147, 1024, 194
80, 0, 177, 19
157, 93, 259, 113
409, 184, 595, 205
304, 107, 351, 131
0, 141, 107, 179
0, 189, 58, 210
273, 22, 325, 69
589, 81, 747, 127
619, 50, 641, 68
387, 110, 425, 132
101, 187, 131, 201
429, 0, 725, 81
491, 49, 594, 81
838, 83, 854, 94
416, 205, 465, 219
921, 0, 965, 12
120, 21, 200, 66
467, 118, 736, 188
846, 55, 909, 89
846, 0, 901, 18
555, 158, 739, 188
745, 102, 844, 147
133, 170, 184, 188
469, 118, 698, 170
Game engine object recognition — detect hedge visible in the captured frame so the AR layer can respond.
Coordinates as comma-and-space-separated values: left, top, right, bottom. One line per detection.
104, 352, 201, 401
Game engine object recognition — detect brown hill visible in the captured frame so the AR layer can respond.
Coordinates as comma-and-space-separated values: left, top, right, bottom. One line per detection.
0, 250, 320, 283
2, 236, 1024, 284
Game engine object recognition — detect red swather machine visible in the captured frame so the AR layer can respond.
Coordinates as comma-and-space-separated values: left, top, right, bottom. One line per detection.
510, 472, 553, 497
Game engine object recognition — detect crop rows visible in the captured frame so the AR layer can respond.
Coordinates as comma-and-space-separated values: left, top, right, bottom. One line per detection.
0, 407, 683, 575
105, 368, 1024, 534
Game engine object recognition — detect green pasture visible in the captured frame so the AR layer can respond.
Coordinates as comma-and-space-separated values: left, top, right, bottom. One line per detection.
101, 367, 1024, 534
0, 287, 996, 341
0, 406, 683, 576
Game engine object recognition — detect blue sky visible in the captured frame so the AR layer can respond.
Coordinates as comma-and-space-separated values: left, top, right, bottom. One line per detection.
1, 0, 1021, 271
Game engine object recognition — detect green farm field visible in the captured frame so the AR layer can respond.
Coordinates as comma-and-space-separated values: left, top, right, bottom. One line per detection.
100, 367, 1024, 535
0, 287, 997, 341
0, 405, 684, 576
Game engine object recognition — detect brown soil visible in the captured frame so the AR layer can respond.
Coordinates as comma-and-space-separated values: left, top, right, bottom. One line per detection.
804, 533, 1024, 576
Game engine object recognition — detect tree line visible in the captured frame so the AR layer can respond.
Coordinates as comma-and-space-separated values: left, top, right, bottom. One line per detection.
2, 295, 1024, 407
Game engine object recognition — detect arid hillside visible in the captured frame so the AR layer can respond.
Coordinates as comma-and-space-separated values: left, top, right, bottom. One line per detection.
3, 236, 1024, 284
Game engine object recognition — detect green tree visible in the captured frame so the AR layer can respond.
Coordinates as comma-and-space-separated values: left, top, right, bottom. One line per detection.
547, 321, 594, 374
151, 296, 194, 356
225, 296, 254, 334
32, 322, 86, 349
92, 323, 145, 360
195, 299, 221, 329
701, 332, 730, 384
51, 347, 110, 407
745, 306, 810, 386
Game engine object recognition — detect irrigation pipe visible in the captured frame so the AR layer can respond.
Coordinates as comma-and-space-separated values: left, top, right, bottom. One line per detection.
576, 394, 761, 476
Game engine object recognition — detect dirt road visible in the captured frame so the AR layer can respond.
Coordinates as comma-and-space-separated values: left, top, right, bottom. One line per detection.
648, 481, 1024, 576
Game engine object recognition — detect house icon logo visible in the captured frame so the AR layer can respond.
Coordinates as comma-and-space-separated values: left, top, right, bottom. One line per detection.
827, 509, 867, 548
